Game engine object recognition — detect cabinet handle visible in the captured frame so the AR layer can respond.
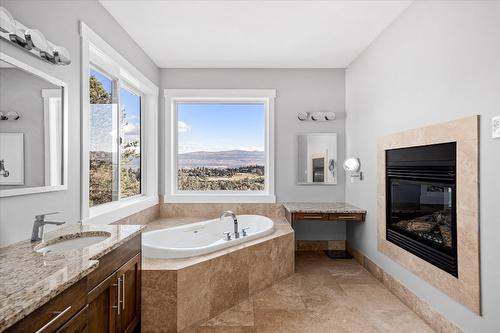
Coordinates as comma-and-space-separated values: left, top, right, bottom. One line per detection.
337, 215, 358, 220
302, 215, 324, 219
112, 277, 121, 315
35, 306, 71, 333
122, 273, 125, 310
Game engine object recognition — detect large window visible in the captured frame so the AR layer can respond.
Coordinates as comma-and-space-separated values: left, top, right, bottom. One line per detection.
165, 89, 275, 203
81, 22, 158, 224
88, 68, 142, 207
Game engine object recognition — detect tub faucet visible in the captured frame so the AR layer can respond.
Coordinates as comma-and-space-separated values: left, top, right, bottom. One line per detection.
220, 210, 239, 239
31, 212, 66, 242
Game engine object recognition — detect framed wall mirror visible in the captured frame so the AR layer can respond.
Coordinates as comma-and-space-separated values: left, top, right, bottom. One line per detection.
0, 52, 67, 197
297, 133, 337, 185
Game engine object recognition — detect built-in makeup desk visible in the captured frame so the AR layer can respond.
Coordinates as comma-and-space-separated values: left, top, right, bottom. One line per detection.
283, 202, 366, 256
283, 202, 366, 227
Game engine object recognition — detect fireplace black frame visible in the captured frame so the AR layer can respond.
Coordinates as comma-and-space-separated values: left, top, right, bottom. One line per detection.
385, 142, 458, 277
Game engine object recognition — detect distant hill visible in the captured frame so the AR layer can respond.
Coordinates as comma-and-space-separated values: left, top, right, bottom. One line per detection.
179, 150, 264, 168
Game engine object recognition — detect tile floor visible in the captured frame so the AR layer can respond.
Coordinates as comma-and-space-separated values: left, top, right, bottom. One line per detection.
186, 251, 434, 333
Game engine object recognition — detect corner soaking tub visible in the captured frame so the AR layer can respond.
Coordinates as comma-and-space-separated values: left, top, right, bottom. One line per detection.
142, 215, 274, 259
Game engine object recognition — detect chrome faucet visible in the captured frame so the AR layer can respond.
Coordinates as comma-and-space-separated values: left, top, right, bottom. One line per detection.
220, 210, 239, 239
31, 212, 66, 242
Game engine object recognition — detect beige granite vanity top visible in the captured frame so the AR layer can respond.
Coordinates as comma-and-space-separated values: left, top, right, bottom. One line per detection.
0, 224, 145, 331
142, 216, 294, 271
282, 202, 367, 214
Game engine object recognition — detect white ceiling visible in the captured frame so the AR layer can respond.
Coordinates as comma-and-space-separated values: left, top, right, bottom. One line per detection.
100, 0, 412, 68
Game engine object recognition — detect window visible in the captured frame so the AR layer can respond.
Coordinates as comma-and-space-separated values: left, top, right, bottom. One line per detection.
81, 22, 158, 224
88, 68, 142, 206
165, 89, 276, 203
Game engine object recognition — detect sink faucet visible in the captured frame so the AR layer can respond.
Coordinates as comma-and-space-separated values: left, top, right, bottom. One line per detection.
220, 210, 239, 239
31, 212, 66, 242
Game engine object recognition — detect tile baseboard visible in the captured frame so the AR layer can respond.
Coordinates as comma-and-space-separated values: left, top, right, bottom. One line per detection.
346, 242, 463, 333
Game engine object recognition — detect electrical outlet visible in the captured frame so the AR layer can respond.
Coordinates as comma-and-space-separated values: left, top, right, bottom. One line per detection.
493, 115, 500, 139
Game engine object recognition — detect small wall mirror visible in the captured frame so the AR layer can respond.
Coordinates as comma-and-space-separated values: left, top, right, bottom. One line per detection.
297, 133, 337, 185
0, 53, 67, 197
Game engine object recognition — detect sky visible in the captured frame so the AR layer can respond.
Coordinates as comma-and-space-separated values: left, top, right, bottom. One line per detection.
177, 103, 265, 154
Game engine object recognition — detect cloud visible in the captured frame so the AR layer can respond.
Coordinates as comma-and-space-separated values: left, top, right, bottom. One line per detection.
123, 123, 140, 135
178, 121, 191, 133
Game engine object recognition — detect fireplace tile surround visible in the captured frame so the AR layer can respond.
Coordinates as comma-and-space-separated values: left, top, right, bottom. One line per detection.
377, 116, 480, 314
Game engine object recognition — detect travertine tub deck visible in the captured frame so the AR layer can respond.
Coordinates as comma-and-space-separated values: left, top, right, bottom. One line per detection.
141, 216, 295, 333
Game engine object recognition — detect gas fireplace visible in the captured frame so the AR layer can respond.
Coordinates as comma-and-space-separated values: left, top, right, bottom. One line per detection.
386, 142, 458, 277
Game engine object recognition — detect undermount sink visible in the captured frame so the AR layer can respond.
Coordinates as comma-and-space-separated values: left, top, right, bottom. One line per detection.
35, 231, 111, 254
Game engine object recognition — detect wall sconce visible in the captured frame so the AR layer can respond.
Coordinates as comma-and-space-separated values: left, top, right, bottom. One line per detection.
0, 111, 20, 120
297, 111, 336, 122
0, 159, 9, 178
343, 157, 363, 182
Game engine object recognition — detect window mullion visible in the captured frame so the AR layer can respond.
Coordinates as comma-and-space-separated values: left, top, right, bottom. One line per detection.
112, 78, 121, 202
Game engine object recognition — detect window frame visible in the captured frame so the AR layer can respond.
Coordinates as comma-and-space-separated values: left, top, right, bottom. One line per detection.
164, 89, 276, 203
81, 22, 158, 224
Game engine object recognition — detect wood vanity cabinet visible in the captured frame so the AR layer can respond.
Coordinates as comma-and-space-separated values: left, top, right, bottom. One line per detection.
6, 235, 141, 333
87, 235, 141, 333
287, 212, 366, 226
5, 277, 88, 333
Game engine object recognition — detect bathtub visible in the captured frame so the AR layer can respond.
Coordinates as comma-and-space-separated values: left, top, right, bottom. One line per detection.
142, 214, 274, 259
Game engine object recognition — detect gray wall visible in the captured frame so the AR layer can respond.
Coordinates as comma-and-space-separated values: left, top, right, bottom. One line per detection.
345, 1, 500, 332
160, 68, 346, 202
0, 0, 159, 246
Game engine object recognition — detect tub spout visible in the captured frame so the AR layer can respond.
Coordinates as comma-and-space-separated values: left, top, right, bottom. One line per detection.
220, 210, 239, 238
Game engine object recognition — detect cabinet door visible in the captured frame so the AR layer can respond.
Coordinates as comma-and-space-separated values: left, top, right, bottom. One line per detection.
116, 254, 141, 333
88, 273, 119, 333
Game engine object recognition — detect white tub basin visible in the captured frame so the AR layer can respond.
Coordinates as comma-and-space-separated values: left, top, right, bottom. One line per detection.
142, 214, 274, 259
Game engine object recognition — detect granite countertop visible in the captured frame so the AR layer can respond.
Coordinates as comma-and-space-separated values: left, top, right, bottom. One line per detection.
282, 202, 367, 214
0, 223, 145, 331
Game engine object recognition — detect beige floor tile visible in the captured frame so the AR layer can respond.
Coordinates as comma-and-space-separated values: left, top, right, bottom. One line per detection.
189, 252, 434, 333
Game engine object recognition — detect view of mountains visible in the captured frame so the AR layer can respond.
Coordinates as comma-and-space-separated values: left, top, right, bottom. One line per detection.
91, 149, 265, 169
178, 150, 264, 168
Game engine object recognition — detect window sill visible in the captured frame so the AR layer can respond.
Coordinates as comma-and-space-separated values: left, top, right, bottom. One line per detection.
83, 195, 159, 225
164, 193, 276, 204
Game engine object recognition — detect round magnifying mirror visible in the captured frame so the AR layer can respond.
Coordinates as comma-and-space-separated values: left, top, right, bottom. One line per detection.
343, 157, 360, 172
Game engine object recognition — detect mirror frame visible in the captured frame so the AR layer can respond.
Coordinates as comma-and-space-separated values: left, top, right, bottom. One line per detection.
0, 52, 68, 197
296, 132, 338, 186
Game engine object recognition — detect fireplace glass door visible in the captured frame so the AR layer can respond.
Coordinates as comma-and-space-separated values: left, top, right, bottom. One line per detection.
388, 179, 455, 254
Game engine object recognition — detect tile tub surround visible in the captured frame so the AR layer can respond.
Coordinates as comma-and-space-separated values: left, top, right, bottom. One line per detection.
141, 216, 294, 333
377, 116, 480, 314
282, 202, 367, 214
0, 224, 145, 331
160, 203, 286, 219
181, 252, 434, 333
346, 243, 462, 333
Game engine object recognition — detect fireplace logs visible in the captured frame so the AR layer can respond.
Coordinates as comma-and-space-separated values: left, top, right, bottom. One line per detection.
395, 211, 452, 249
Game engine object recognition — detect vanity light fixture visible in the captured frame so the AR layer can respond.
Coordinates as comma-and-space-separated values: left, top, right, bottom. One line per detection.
0, 7, 71, 65
25, 29, 48, 52
53, 46, 71, 65
0, 111, 20, 120
343, 157, 363, 182
297, 111, 336, 122
0, 6, 15, 34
